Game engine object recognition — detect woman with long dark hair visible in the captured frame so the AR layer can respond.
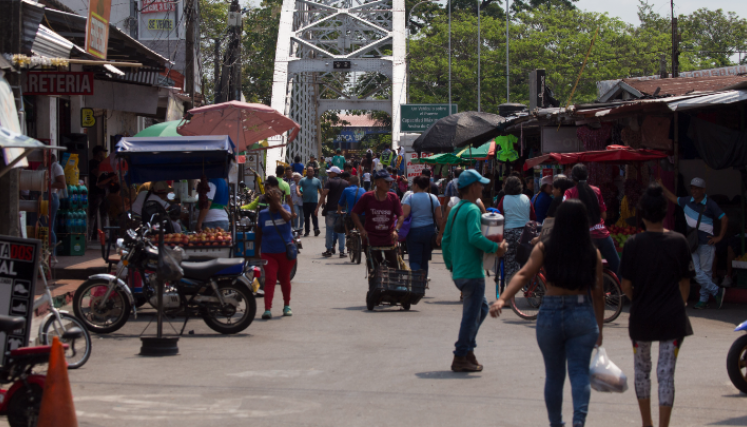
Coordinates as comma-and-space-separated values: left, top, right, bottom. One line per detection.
490, 199, 604, 427
564, 163, 620, 274
619, 184, 693, 427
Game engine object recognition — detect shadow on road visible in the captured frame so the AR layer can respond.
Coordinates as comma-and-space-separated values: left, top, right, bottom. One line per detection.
415, 371, 481, 379
708, 414, 747, 425
424, 300, 462, 305
332, 306, 420, 313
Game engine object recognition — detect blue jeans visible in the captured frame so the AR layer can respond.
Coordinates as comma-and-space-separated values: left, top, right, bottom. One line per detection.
406, 225, 436, 275
325, 211, 345, 252
293, 203, 304, 230
693, 244, 719, 302
536, 295, 599, 427
203, 220, 229, 231
594, 236, 620, 276
453, 278, 489, 357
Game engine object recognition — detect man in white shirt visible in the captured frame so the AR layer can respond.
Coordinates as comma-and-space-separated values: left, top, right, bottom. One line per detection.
131, 181, 170, 218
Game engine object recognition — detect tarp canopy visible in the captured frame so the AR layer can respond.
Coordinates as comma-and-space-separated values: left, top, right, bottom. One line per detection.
413, 153, 473, 165
687, 116, 747, 170
116, 136, 235, 182
523, 145, 668, 170
456, 140, 496, 160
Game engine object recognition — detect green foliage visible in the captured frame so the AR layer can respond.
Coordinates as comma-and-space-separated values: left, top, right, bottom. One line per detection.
241, 0, 283, 104
198, 0, 229, 103
678, 9, 747, 68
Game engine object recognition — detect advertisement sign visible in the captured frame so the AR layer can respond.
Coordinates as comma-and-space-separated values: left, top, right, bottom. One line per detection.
85, 0, 111, 59
138, 0, 183, 41
400, 104, 458, 133
405, 152, 431, 184
0, 236, 39, 365
81, 108, 96, 127
141, 0, 177, 14
24, 72, 94, 96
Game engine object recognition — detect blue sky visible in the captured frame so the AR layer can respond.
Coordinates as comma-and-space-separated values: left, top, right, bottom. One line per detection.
574, 0, 746, 25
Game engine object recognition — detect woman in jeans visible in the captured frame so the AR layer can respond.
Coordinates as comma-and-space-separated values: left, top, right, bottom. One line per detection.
255, 187, 296, 320
402, 175, 442, 275
619, 185, 693, 427
495, 176, 536, 282
564, 163, 620, 275
490, 199, 605, 427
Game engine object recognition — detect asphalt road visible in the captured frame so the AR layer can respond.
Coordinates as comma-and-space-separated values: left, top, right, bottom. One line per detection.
18, 230, 747, 427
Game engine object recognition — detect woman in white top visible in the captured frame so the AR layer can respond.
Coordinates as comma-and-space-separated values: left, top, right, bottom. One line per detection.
362, 172, 372, 191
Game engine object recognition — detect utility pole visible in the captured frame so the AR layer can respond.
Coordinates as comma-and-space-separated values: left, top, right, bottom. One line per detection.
213, 38, 221, 103
185, 0, 195, 109
448, 0, 452, 114
671, 0, 679, 78
506, 0, 509, 102
477, 0, 481, 112
228, 0, 242, 102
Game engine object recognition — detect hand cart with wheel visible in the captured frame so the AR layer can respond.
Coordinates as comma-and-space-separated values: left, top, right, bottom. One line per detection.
365, 245, 426, 311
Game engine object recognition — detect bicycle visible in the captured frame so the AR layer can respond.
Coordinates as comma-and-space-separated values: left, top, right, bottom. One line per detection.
35, 251, 92, 369
510, 264, 623, 323
341, 213, 362, 264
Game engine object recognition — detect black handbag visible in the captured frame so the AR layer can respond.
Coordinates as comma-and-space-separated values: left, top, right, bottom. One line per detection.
270, 214, 297, 260
428, 194, 439, 247
686, 205, 704, 253
516, 221, 540, 266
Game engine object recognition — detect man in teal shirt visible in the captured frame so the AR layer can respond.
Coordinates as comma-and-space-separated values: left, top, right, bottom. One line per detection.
332, 149, 346, 169
442, 169, 507, 373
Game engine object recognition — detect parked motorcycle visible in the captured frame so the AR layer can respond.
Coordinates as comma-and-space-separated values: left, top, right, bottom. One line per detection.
727, 319, 747, 393
73, 223, 258, 335
0, 315, 83, 427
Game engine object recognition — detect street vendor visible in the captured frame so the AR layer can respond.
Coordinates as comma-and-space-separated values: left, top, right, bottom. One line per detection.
131, 181, 170, 218
197, 177, 230, 232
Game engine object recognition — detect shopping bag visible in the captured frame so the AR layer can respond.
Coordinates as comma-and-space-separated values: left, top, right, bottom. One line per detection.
589, 347, 628, 393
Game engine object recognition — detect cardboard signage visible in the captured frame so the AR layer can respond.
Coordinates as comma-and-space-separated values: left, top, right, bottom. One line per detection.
24, 72, 94, 96
141, 0, 177, 13
405, 152, 431, 184
0, 236, 40, 365
86, 0, 112, 59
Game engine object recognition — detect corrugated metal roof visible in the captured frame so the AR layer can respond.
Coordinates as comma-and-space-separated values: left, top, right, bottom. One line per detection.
21, 0, 44, 55
31, 25, 74, 59
622, 75, 747, 97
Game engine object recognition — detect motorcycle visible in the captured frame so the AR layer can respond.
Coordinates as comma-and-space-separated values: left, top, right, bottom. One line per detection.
73, 222, 259, 335
727, 319, 747, 393
0, 315, 83, 427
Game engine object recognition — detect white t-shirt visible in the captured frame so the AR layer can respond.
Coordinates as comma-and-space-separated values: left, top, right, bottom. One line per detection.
363, 172, 371, 182
372, 158, 382, 171
131, 190, 169, 217
447, 196, 482, 208
204, 182, 229, 223
51, 162, 65, 195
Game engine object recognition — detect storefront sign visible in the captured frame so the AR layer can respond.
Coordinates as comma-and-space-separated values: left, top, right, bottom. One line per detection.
81, 108, 96, 127
0, 236, 39, 365
148, 19, 173, 30
141, 0, 177, 13
85, 0, 112, 59
401, 104, 458, 133
405, 152, 431, 184
24, 72, 94, 96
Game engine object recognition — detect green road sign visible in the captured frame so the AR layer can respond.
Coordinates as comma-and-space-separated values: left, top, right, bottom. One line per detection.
400, 104, 458, 133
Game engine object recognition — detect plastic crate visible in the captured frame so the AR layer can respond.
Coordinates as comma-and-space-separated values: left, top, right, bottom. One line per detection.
58, 234, 86, 256
234, 232, 256, 257
370, 267, 427, 295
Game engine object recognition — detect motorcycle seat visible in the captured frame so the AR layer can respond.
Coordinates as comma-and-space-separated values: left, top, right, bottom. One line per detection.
181, 258, 245, 281
0, 315, 25, 333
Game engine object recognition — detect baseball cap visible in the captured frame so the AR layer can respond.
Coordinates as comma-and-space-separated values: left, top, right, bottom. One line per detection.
152, 181, 170, 194
458, 169, 490, 189
373, 169, 394, 182
327, 166, 342, 174
691, 177, 706, 188
292, 172, 302, 178
540, 175, 553, 186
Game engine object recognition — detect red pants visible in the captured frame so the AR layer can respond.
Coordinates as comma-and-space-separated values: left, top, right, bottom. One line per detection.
261, 252, 296, 311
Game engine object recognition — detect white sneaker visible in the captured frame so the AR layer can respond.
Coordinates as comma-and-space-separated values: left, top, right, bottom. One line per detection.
721, 276, 734, 288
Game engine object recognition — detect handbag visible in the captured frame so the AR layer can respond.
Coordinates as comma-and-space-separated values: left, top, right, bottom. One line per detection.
516, 221, 540, 266
397, 214, 413, 241
686, 204, 704, 253
428, 193, 439, 247
269, 214, 297, 260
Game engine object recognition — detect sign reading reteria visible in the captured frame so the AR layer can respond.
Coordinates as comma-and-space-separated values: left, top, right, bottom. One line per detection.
400, 104, 458, 133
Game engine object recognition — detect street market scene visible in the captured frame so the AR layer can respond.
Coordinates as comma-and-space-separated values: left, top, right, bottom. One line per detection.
1, 0, 747, 425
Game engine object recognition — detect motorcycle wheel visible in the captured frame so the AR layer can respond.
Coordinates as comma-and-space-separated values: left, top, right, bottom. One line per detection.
73, 279, 132, 334
40, 312, 92, 369
7, 383, 42, 427
202, 280, 257, 334
727, 334, 747, 393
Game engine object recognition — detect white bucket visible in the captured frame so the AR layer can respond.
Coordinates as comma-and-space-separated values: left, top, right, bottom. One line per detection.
20, 170, 48, 192
19, 199, 37, 212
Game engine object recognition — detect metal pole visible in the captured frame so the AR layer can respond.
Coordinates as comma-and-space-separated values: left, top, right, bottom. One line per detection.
477, 0, 481, 112
448, 0, 452, 113
506, 0, 509, 102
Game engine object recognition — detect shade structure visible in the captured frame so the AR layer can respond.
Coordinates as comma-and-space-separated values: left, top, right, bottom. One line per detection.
177, 101, 300, 152
412, 111, 505, 153
115, 136, 235, 182
456, 140, 496, 161
413, 153, 473, 165
134, 120, 182, 137
523, 145, 669, 171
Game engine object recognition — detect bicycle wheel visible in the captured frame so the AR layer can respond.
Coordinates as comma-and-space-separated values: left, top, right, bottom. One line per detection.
40, 312, 92, 369
602, 272, 623, 323
348, 234, 362, 264
510, 273, 546, 320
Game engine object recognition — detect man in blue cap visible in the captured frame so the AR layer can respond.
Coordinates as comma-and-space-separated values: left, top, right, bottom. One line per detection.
442, 169, 508, 372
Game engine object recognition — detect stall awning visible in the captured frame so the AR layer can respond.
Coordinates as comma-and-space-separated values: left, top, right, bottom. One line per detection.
523, 145, 669, 170
116, 136, 235, 182
456, 140, 496, 161
413, 153, 473, 165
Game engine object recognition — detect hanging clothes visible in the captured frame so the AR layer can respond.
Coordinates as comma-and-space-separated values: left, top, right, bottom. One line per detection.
495, 135, 519, 162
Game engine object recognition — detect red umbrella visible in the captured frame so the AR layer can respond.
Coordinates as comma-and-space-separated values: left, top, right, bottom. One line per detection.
523, 145, 668, 170
177, 101, 300, 152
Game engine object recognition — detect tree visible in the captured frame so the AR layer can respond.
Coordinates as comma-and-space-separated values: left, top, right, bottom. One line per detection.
679, 9, 747, 68
198, 0, 229, 103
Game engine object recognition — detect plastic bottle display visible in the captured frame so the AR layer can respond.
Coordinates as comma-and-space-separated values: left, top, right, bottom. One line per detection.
80, 185, 88, 208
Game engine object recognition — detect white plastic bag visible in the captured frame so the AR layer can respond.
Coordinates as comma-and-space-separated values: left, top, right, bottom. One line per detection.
589, 347, 628, 393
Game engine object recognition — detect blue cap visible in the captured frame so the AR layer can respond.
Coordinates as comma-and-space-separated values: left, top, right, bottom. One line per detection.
372, 169, 394, 182
458, 169, 490, 189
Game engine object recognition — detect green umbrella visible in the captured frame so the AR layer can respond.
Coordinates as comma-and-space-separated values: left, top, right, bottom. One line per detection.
133, 120, 183, 137
414, 153, 473, 165
456, 140, 495, 160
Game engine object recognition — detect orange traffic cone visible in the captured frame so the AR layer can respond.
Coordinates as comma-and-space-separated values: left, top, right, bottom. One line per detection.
37, 336, 78, 427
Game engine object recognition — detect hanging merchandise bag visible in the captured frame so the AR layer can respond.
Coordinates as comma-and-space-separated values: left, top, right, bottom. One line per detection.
589, 346, 628, 393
